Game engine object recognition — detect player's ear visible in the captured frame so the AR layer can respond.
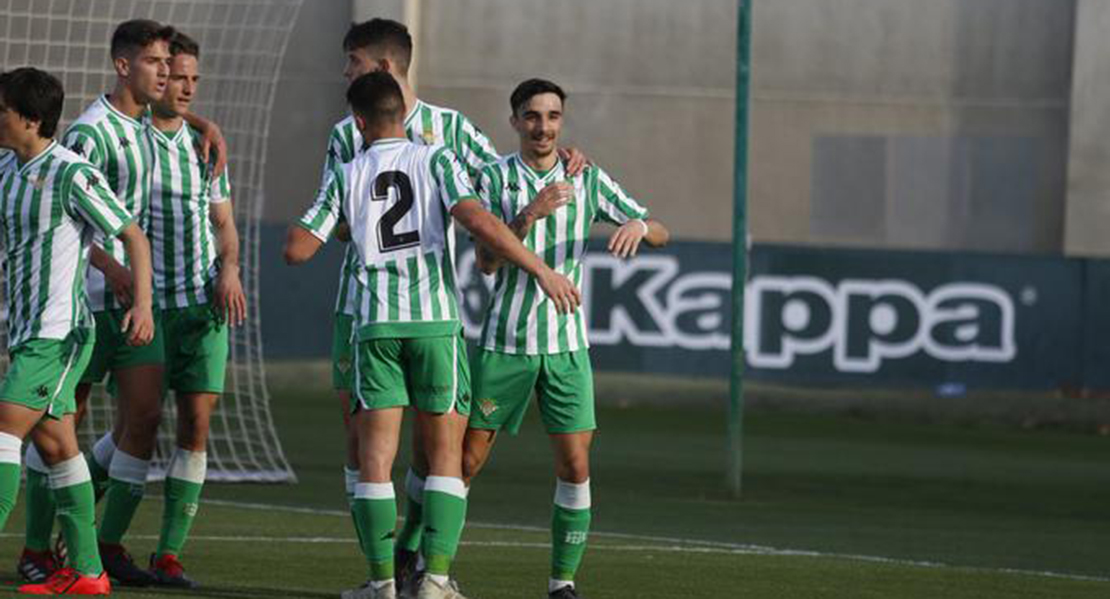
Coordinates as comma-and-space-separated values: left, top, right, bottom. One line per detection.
378, 58, 392, 75
113, 55, 130, 78
353, 113, 367, 132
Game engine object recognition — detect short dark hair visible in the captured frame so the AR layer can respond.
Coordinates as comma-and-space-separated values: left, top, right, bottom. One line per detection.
343, 19, 413, 75
510, 78, 567, 116
0, 68, 65, 139
110, 19, 176, 59
169, 31, 200, 59
347, 71, 405, 128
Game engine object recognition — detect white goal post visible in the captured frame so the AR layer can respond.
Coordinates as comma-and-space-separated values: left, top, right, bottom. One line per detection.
0, 0, 303, 482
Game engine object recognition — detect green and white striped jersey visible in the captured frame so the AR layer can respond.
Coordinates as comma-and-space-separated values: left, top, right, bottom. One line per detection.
148, 124, 231, 309
62, 96, 155, 312
300, 139, 477, 340
320, 99, 498, 317
478, 154, 649, 355
0, 142, 134, 349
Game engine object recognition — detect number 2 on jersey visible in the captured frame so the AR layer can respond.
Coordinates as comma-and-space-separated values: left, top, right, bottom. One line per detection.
373, 170, 421, 252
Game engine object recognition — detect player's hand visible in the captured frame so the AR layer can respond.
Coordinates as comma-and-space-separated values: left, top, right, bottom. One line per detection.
199, 120, 228, 177
215, 264, 247, 327
527, 182, 574, 221
559, 147, 591, 177
537, 268, 581, 314
105, 262, 134, 307
608, 219, 649, 259
120, 304, 154, 346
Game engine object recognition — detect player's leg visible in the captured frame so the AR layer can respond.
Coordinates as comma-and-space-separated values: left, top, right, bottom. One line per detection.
463, 348, 543, 485
4, 331, 110, 594
537, 350, 597, 599
98, 309, 165, 586
76, 311, 121, 498
394, 421, 427, 587
333, 313, 370, 550
343, 338, 408, 599
150, 304, 227, 587
405, 334, 474, 599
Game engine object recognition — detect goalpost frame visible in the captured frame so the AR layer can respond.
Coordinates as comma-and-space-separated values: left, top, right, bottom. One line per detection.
728, 0, 753, 498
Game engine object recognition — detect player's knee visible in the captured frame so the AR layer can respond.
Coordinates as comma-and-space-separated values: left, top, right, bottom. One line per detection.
130, 403, 163, 437
557, 455, 590, 484
179, 415, 211, 450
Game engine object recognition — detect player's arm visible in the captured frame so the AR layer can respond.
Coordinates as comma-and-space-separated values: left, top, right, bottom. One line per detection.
284, 164, 344, 265
210, 200, 246, 327
66, 164, 153, 345
476, 181, 574, 275
183, 112, 228, 177
593, 167, 668, 258
116, 223, 155, 346
453, 199, 580, 314
609, 218, 670, 259
89, 246, 134, 306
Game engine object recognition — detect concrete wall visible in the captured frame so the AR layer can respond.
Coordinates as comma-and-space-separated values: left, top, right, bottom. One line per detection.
749, 0, 1074, 253
1064, 0, 1110, 257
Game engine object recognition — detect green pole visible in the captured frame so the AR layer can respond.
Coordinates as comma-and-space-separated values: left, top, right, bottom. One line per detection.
728, 0, 752, 497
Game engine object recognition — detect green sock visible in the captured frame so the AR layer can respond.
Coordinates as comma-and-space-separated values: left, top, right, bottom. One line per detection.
551, 479, 591, 582
395, 469, 424, 553
24, 447, 56, 552
0, 437, 21, 531
352, 483, 396, 582
156, 449, 206, 558
345, 467, 368, 548
86, 434, 115, 501
421, 476, 468, 576
97, 450, 149, 545
51, 456, 103, 577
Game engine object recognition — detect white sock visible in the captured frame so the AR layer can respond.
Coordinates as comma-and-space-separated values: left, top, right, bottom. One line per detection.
371, 579, 394, 590
24, 444, 48, 474
107, 450, 149, 485
428, 573, 449, 586
166, 448, 207, 483
549, 579, 575, 593
91, 433, 116, 471
0, 432, 21, 466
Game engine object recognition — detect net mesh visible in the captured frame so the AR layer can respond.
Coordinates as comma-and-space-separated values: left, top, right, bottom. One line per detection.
0, 0, 302, 482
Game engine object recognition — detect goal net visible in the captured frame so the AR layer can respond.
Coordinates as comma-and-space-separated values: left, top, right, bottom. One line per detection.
0, 0, 302, 482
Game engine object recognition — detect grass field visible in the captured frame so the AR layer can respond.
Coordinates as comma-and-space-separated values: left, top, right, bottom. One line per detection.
1, 370, 1109, 598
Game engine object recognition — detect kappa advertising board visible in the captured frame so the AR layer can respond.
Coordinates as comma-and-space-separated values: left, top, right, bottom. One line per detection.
455, 240, 1091, 390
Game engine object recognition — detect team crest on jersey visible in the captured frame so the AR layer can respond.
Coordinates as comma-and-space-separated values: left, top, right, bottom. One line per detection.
421, 130, 436, 144
30, 175, 46, 190
336, 358, 352, 374
478, 398, 499, 417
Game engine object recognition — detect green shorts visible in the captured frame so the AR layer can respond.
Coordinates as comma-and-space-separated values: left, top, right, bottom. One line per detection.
469, 348, 595, 435
352, 333, 470, 415
162, 304, 229, 394
0, 328, 95, 419
80, 308, 165, 384
332, 313, 354, 391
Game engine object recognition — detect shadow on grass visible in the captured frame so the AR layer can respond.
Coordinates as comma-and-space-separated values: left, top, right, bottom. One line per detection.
0, 574, 336, 599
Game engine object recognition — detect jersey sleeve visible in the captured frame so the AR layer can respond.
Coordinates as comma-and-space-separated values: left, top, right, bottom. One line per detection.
297, 162, 346, 242
591, 166, 649, 225
61, 125, 105, 170
453, 113, 499, 180
63, 163, 134, 238
209, 167, 231, 204
476, 164, 507, 222
317, 122, 357, 191
430, 147, 478, 210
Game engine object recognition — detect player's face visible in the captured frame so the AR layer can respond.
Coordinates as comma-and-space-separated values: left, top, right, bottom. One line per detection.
122, 40, 171, 104
155, 54, 200, 118
0, 101, 36, 148
344, 48, 383, 83
512, 93, 563, 159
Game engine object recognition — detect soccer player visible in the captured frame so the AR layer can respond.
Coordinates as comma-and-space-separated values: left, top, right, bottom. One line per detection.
462, 79, 670, 599
0, 66, 154, 595
17, 19, 227, 587
143, 31, 245, 588
285, 71, 581, 599
316, 22, 588, 591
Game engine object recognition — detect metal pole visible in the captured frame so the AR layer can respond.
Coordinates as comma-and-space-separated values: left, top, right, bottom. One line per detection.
727, 0, 753, 498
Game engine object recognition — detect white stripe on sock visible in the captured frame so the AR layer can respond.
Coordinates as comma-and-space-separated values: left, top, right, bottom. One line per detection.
424, 475, 466, 499
167, 449, 207, 484
49, 455, 91, 489
24, 444, 48, 474
354, 482, 394, 500
554, 478, 591, 510
405, 469, 425, 504
91, 433, 116, 470
108, 450, 149, 485
0, 432, 21, 465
